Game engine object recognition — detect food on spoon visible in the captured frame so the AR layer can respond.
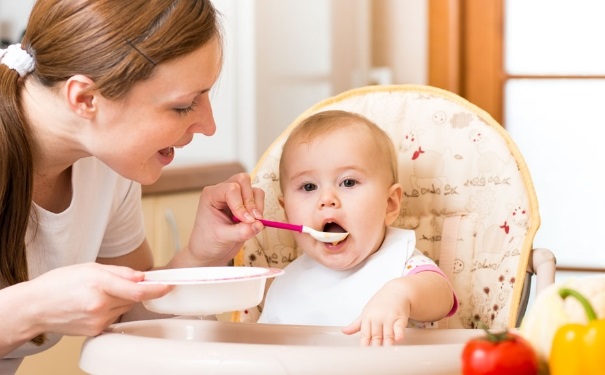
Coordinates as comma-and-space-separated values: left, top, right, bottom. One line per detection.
323, 222, 347, 246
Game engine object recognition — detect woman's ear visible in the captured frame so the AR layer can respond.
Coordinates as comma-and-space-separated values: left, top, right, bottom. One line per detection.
384, 183, 402, 226
65, 75, 98, 120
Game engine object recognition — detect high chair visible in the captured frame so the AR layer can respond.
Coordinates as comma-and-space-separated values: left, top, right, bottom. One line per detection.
78, 85, 557, 374
234, 84, 556, 330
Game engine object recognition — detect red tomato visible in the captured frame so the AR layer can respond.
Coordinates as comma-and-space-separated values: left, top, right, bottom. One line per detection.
461, 330, 539, 375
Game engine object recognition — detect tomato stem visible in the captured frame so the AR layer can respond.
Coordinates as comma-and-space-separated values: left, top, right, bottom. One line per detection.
482, 328, 510, 343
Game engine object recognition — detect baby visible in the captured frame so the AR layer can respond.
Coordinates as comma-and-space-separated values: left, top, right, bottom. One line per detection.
258, 110, 457, 346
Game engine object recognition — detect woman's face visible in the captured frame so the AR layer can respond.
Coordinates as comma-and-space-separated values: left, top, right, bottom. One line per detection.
90, 37, 222, 184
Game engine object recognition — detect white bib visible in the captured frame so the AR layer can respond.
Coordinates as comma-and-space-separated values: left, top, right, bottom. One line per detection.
259, 227, 416, 326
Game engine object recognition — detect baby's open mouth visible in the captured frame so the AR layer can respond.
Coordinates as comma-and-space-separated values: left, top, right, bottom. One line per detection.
322, 222, 348, 246
323, 222, 347, 234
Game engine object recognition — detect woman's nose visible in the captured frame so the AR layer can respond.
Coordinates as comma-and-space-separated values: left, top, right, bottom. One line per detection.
190, 96, 216, 136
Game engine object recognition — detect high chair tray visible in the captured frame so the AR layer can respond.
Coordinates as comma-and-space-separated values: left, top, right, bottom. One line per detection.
80, 317, 482, 375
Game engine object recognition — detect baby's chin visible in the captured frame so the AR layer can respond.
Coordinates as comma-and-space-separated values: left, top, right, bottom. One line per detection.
314, 253, 364, 271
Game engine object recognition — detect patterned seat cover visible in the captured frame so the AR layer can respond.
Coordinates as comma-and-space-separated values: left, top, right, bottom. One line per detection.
234, 84, 540, 330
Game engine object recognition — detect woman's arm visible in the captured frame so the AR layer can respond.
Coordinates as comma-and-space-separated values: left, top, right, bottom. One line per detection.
97, 173, 266, 321
96, 239, 154, 271
0, 281, 43, 357
0, 262, 170, 357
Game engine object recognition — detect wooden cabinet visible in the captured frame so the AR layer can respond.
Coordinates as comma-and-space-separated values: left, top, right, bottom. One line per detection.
18, 337, 87, 375
141, 162, 245, 266
142, 190, 201, 266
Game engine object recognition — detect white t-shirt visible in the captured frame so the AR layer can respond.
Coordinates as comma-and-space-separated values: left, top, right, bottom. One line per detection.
1, 157, 146, 374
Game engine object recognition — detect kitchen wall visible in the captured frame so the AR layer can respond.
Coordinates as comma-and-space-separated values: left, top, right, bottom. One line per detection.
0, 0, 34, 42
372, 0, 427, 84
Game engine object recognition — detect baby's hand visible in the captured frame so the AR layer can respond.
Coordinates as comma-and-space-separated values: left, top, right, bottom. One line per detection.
341, 282, 411, 346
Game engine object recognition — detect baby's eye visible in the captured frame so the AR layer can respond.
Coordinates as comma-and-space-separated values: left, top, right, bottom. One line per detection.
301, 183, 317, 192
340, 179, 357, 188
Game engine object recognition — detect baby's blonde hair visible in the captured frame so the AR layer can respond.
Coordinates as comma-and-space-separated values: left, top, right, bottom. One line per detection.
279, 110, 398, 190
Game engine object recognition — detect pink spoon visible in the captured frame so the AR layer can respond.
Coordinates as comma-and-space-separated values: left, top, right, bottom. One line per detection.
232, 216, 349, 244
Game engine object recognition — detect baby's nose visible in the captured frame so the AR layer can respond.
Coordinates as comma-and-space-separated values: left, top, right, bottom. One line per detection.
318, 191, 340, 208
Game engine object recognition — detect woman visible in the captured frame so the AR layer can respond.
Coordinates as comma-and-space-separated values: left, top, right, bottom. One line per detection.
0, 0, 264, 371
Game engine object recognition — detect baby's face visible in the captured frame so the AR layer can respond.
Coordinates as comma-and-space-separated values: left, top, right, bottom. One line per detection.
280, 126, 399, 270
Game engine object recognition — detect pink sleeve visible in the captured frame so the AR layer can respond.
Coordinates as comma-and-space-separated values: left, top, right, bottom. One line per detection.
406, 264, 459, 317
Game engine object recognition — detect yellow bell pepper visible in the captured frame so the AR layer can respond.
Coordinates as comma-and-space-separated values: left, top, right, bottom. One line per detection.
549, 287, 605, 375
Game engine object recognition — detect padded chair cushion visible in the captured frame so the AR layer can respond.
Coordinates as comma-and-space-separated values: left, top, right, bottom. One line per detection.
234, 85, 540, 330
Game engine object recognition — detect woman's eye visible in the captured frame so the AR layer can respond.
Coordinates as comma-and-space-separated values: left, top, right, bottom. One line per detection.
341, 179, 357, 188
301, 183, 317, 192
174, 101, 198, 116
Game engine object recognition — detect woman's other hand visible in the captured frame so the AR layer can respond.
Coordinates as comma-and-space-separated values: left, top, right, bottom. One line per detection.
32, 263, 171, 335
1, 262, 170, 355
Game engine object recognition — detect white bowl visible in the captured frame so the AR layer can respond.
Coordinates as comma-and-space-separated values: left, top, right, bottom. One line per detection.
141, 266, 284, 315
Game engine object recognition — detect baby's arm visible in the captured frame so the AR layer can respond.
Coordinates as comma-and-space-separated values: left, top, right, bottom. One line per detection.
342, 270, 455, 346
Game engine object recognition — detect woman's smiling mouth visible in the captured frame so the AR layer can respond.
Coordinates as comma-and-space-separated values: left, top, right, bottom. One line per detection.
158, 146, 174, 157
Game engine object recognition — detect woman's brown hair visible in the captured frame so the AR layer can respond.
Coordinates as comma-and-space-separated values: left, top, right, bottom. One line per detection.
0, 0, 221, 344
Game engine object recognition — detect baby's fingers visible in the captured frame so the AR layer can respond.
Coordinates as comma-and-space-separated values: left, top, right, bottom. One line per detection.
369, 322, 386, 347
382, 319, 405, 346
342, 317, 361, 335
393, 318, 406, 343
345, 318, 381, 346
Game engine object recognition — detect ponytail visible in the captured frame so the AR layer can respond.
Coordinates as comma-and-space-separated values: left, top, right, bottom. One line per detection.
0, 53, 38, 344
0, 67, 34, 287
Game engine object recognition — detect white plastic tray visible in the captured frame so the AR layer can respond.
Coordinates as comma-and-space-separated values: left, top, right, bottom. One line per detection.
80, 318, 482, 375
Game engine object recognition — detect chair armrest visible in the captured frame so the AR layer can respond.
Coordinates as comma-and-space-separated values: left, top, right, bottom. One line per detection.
527, 247, 557, 294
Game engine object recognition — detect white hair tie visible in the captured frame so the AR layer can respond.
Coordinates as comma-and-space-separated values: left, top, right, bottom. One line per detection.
0, 43, 35, 77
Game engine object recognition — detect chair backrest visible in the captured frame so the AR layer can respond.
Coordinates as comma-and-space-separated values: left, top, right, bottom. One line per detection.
234, 84, 540, 330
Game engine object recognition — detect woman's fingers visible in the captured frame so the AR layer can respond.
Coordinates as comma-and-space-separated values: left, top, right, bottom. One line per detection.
227, 173, 264, 218
100, 273, 172, 302
213, 173, 263, 224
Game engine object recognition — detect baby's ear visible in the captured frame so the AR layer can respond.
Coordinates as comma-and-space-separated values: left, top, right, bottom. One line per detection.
278, 195, 285, 209
385, 183, 402, 226
277, 195, 290, 221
